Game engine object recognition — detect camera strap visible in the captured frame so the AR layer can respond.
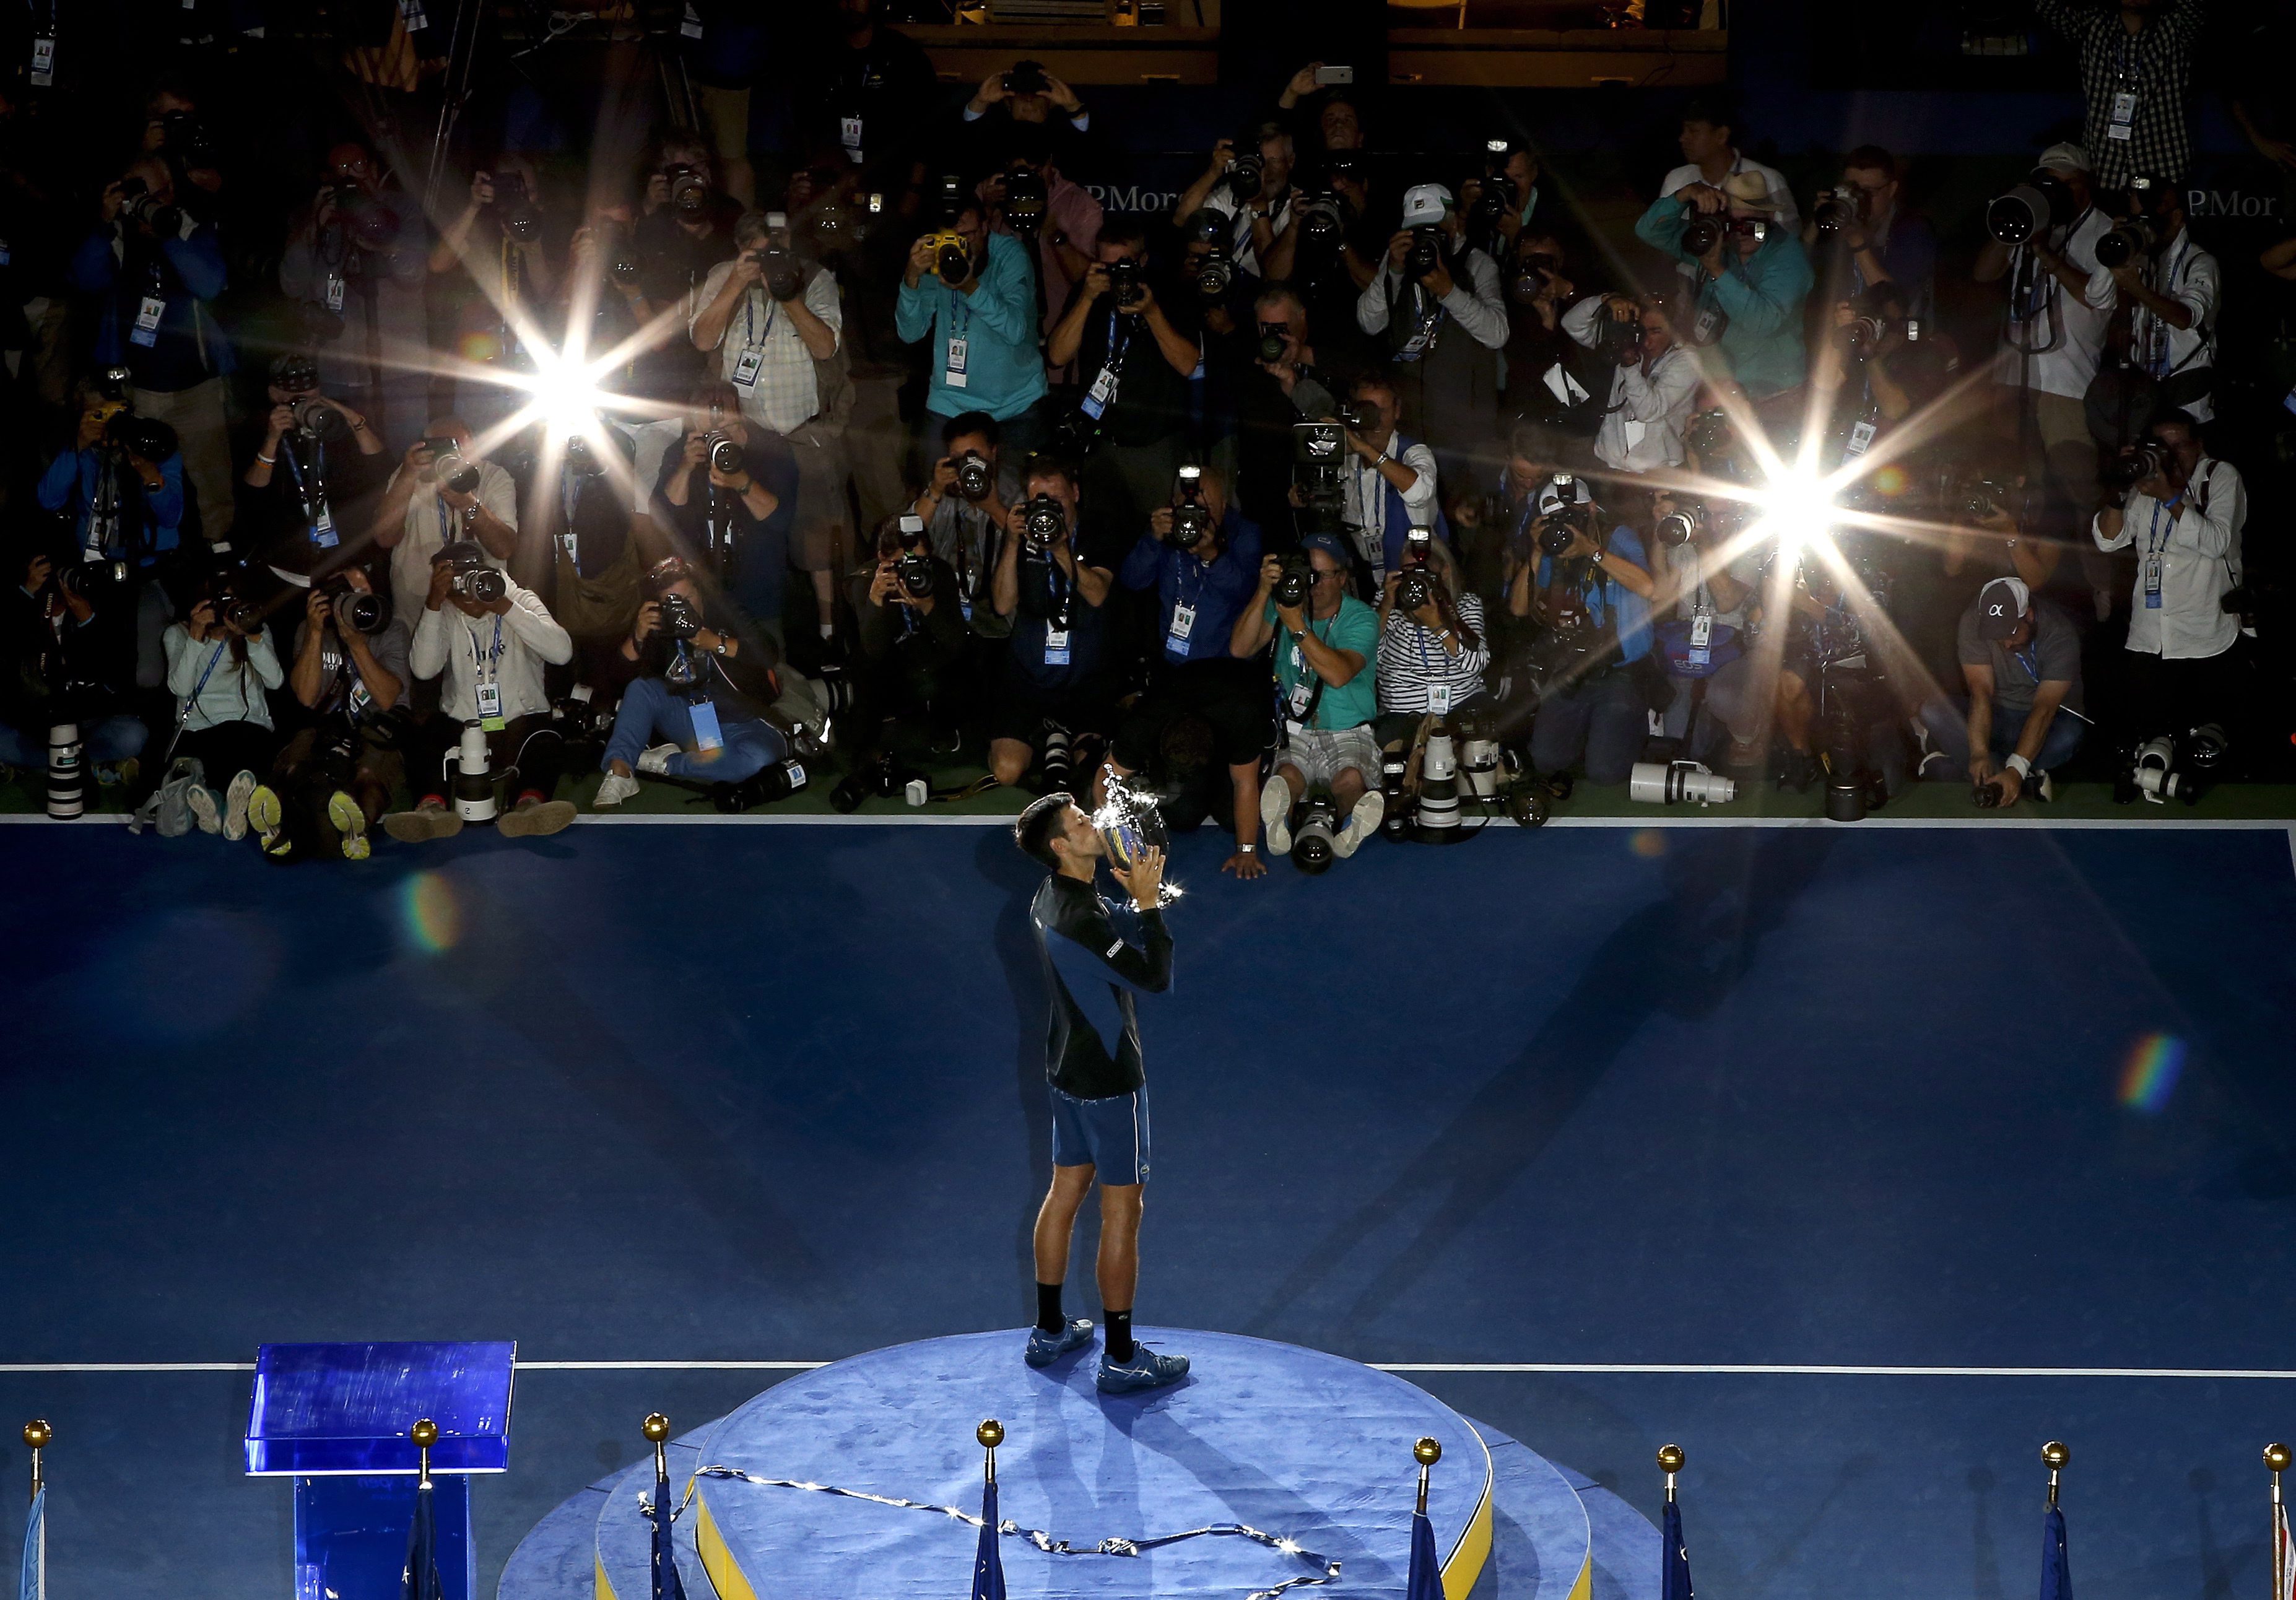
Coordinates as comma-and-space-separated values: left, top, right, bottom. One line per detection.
466, 615, 507, 729
279, 438, 336, 546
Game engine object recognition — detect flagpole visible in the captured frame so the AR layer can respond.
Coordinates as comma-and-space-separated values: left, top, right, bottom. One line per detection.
1414, 1437, 1441, 1516
644, 1414, 671, 1493
977, 1420, 1002, 1486
412, 1419, 436, 1492
1658, 1443, 1684, 1505
2042, 1440, 2068, 1510
20, 1422, 46, 1506
2268, 1441, 2290, 1600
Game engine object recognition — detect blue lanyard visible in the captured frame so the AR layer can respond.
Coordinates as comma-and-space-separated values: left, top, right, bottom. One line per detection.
279, 436, 326, 522
2146, 494, 2181, 555
2011, 644, 2042, 684
742, 290, 775, 347
185, 639, 228, 707
466, 616, 504, 682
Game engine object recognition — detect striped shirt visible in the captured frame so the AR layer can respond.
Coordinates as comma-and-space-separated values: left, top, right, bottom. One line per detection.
1376, 591, 1490, 715
2034, 0, 2201, 188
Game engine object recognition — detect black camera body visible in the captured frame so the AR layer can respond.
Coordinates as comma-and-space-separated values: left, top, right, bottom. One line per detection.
954, 451, 993, 500
1395, 568, 1439, 614
105, 410, 178, 464
656, 591, 703, 641
489, 172, 540, 243
759, 241, 802, 301
1290, 419, 1347, 533
1224, 149, 1264, 204
1020, 493, 1068, 554
1171, 467, 1212, 550
1193, 247, 1233, 299
1256, 320, 1289, 364
1272, 556, 1315, 611
666, 163, 710, 215
1002, 59, 1048, 94
1811, 187, 1861, 240
1002, 168, 1047, 232
1954, 476, 2017, 522
704, 430, 745, 476
1684, 407, 1734, 464
1599, 308, 1643, 366
441, 540, 508, 604
1466, 182, 1511, 246
1107, 257, 1144, 311
1405, 226, 1442, 279
1296, 193, 1344, 251
116, 176, 180, 237
2104, 438, 2173, 493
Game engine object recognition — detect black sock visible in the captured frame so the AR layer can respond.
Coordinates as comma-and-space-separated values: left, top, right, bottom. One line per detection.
1106, 1309, 1134, 1362
1036, 1282, 1064, 1335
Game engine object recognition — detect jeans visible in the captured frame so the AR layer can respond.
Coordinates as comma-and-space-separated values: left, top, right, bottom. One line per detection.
1918, 693, 2086, 774
603, 676, 787, 782
0, 715, 147, 768
1531, 667, 1647, 784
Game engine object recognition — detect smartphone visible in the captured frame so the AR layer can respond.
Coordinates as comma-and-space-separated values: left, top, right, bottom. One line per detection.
1315, 64, 1354, 85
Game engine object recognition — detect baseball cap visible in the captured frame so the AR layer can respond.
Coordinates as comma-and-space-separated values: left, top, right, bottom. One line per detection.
2036, 142, 2089, 177
1298, 532, 1351, 565
1400, 183, 1452, 228
1536, 473, 1593, 518
1976, 576, 2030, 640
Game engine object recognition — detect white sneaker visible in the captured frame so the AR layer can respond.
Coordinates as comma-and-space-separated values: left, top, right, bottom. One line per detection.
635, 743, 681, 776
1258, 773, 1295, 856
188, 783, 223, 835
1332, 790, 1385, 858
595, 770, 643, 809
222, 770, 258, 841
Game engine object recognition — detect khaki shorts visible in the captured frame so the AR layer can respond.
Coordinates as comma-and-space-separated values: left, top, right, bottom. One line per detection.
1278, 723, 1380, 791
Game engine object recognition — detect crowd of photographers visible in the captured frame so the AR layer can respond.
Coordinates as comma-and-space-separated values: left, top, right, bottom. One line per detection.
1, 0, 2277, 866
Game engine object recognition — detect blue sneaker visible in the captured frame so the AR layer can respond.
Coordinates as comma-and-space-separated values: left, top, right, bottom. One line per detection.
1024, 1318, 1095, 1368
1096, 1345, 1189, 1394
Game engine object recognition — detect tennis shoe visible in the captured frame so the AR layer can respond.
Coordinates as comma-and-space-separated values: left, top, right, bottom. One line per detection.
1024, 1318, 1095, 1368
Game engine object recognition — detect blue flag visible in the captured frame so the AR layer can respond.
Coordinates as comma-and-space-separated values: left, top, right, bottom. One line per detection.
18, 1487, 43, 1600
402, 1480, 440, 1600
1662, 1498, 1694, 1600
972, 1478, 1006, 1600
2039, 1505, 2071, 1600
648, 1478, 687, 1600
1404, 1507, 1443, 1600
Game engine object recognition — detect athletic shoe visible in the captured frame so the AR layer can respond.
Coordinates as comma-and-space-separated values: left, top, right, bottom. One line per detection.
222, 770, 257, 841
152, 758, 205, 838
246, 784, 287, 856
635, 743, 681, 776
1258, 773, 1295, 856
1910, 719, 1952, 781
2032, 768, 2055, 804
1096, 1346, 1190, 1395
1024, 1318, 1095, 1368
188, 782, 223, 835
1331, 790, 1384, 859
383, 801, 464, 843
328, 791, 370, 859
498, 796, 577, 838
95, 757, 138, 789
594, 770, 643, 809
1776, 748, 1819, 793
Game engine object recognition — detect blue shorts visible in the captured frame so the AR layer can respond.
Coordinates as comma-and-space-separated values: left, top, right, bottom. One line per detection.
1050, 1084, 1150, 1186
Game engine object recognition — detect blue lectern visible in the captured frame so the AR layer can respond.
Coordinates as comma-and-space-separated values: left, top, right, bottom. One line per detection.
246, 1342, 516, 1600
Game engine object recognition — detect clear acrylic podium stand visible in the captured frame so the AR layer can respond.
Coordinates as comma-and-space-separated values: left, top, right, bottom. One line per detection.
245, 1342, 517, 1600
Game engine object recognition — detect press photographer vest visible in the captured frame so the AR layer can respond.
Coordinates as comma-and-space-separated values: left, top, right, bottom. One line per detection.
1380, 254, 1497, 433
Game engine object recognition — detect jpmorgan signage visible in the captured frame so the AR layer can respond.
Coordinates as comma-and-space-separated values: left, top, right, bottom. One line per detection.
2186, 188, 2281, 219
1085, 184, 1184, 214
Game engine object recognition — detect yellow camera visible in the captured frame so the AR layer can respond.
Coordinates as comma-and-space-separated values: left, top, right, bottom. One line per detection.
926, 230, 970, 277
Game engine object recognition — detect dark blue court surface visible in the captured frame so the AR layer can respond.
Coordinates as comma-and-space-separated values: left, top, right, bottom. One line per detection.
4, 819, 2296, 1600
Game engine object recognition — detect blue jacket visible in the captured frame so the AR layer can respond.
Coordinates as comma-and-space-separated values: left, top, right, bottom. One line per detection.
72, 220, 233, 392
1633, 197, 1812, 399
895, 232, 1047, 422
1119, 511, 1263, 663
38, 446, 184, 563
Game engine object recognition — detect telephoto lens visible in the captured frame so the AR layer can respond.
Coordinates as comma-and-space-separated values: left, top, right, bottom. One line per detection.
1040, 723, 1075, 792
326, 581, 386, 634
1985, 170, 2075, 245
713, 758, 810, 812
1628, 759, 1737, 807
706, 431, 745, 475
1655, 508, 1700, 547
1455, 711, 1502, 800
451, 721, 498, 822
1681, 212, 1724, 257
459, 568, 508, 605
667, 165, 710, 214
954, 451, 992, 500
1811, 188, 1858, 240
1380, 747, 1412, 840
2092, 215, 2157, 270
1406, 227, 1442, 277
430, 449, 482, 496
1256, 320, 1289, 364
1415, 729, 1463, 840
290, 397, 347, 440
1292, 797, 1339, 873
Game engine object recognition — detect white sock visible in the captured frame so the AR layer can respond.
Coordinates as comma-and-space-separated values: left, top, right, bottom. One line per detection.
817, 622, 835, 639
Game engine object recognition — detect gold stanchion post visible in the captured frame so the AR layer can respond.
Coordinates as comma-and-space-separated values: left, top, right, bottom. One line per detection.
412, 1418, 437, 1491
2268, 1441, 2290, 1600
23, 1420, 50, 1505
1414, 1437, 1442, 1516
643, 1414, 671, 1484
2042, 1440, 2069, 1508
977, 1419, 1004, 1485
1658, 1443, 1685, 1504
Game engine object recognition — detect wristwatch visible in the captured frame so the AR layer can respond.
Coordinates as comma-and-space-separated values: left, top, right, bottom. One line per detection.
1589, 547, 1606, 565
1237, 842, 1256, 854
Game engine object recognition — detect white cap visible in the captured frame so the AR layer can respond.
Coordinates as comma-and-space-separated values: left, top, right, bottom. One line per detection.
1401, 183, 1453, 228
2035, 142, 2089, 176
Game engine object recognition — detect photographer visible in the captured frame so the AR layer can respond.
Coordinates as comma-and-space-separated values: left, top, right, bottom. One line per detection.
1355, 184, 1508, 487
592, 556, 789, 807
655, 381, 793, 600
370, 420, 520, 630
2089, 173, 2216, 423
241, 354, 388, 568
910, 411, 1021, 638
963, 58, 1094, 146
1375, 537, 1489, 736
254, 567, 407, 860
565, 203, 690, 406
1915, 576, 2084, 806
39, 382, 185, 573
1658, 98, 1798, 235
1458, 142, 1552, 258
1230, 532, 1383, 864
1232, 285, 1336, 541
1805, 146, 1936, 318
0, 550, 148, 783
632, 137, 736, 399
429, 159, 561, 431
981, 131, 1102, 344
989, 456, 1118, 788
1562, 292, 1699, 474
386, 545, 576, 842
690, 208, 848, 646
278, 142, 430, 446
73, 155, 234, 549
1110, 466, 1269, 878
1499, 235, 1608, 445
817, 0, 939, 175
2035, 0, 2201, 191
1334, 374, 1440, 588
1505, 473, 1658, 785
2092, 409, 2245, 744
897, 193, 1048, 459
1809, 282, 1950, 456
1635, 171, 1814, 413
1046, 219, 1201, 547
1646, 489, 1766, 769
1172, 123, 1300, 285
160, 575, 283, 839
844, 513, 974, 770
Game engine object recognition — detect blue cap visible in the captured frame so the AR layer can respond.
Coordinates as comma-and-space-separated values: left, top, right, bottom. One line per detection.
1298, 533, 1351, 564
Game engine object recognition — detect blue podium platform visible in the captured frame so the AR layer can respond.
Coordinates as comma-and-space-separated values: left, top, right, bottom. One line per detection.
497, 1332, 1659, 1600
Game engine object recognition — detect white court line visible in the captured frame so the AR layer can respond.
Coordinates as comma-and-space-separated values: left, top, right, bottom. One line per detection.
7, 1360, 2296, 1380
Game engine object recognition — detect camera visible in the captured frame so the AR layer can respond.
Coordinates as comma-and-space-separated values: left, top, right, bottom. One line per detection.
1002, 168, 1047, 232
425, 443, 483, 497
159, 109, 216, 166
1272, 555, 1315, 611
656, 590, 703, 641
1020, 493, 1067, 553
1954, 475, 2017, 521
1811, 186, 1861, 241
116, 175, 179, 237
290, 396, 347, 441
611, 251, 643, 288
1509, 250, 1559, 306
1224, 147, 1264, 204
926, 228, 970, 282
1986, 169, 2078, 246
1537, 475, 1593, 558
1395, 568, 1440, 614
1290, 420, 1347, 532
892, 513, 937, 598
2103, 437, 2172, 493
1629, 759, 1736, 807
1256, 319, 1290, 365
1405, 226, 1442, 278
1002, 59, 1049, 94
1193, 247, 1233, 299
1291, 796, 1339, 874
1654, 500, 1704, 547
1170, 465, 1212, 550
2092, 213, 2160, 270
1684, 407, 1734, 464
215, 582, 265, 635
105, 411, 178, 464
441, 539, 508, 605
1296, 192, 1344, 251
665, 163, 710, 215
1106, 256, 1143, 310
758, 233, 802, 300
704, 430, 745, 476
322, 577, 386, 635
831, 749, 927, 814
489, 172, 541, 243
954, 451, 993, 500
1599, 305, 1644, 366
1681, 210, 1723, 258
1466, 183, 1511, 246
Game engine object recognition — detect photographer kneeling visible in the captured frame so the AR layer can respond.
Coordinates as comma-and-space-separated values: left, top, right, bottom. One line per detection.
1915, 576, 2083, 807
249, 567, 407, 860
1, 551, 149, 786
385, 543, 576, 841
594, 557, 789, 807
1108, 466, 1269, 877
1646, 489, 1766, 770
1507, 473, 1657, 785
157, 576, 284, 840
1375, 534, 1489, 744
910, 411, 1022, 640
841, 515, 973, 779
989, 457, 1118, 789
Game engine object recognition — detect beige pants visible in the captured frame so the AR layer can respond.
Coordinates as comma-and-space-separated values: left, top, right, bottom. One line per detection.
2030, 389, 2121, 601
844, 375, 911, 539
131, 376, 235, 546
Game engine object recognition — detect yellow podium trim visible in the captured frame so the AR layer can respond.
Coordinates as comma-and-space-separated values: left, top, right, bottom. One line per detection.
593, 1552, 613, 1600
1440, 1424, 1498, 1600
694, 1481, 758, 1600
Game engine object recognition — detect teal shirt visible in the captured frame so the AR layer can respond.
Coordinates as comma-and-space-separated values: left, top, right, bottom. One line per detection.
895, 232, 1048, 422
1266, 592, 1379, 731
1633, 196, 1814, 399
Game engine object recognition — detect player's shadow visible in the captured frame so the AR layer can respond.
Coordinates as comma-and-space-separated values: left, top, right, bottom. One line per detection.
1246, 825, 1839, 1336
977, 828, 1060, 1314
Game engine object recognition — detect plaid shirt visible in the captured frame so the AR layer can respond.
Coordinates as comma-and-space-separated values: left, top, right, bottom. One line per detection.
692, 259, 844, 436
2035, 0, 2203, 189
